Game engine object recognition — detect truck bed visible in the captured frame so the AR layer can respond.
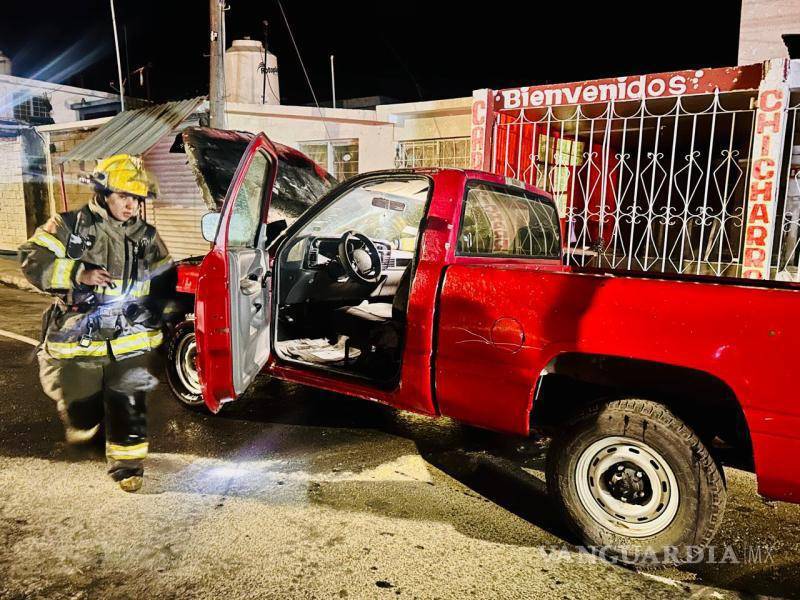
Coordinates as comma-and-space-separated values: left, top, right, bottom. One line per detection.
434, 264, 800, 502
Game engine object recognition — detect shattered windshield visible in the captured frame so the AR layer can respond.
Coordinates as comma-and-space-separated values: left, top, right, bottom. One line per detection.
296, 176, 430, 249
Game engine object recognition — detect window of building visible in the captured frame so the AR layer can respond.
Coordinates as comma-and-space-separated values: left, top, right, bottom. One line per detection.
395, 137, 470, 169
299, 140, 359, 181
458, 181, 561, 259
13, 93, 53, 124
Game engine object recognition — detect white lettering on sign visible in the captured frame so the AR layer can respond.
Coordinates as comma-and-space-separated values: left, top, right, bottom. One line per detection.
498, 74, 693, 109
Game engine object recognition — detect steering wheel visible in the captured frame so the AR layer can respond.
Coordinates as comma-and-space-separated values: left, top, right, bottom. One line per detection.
338, 231, 382, 284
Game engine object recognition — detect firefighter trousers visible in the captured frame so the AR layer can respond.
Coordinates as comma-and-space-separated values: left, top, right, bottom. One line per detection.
37, 350, 157, 480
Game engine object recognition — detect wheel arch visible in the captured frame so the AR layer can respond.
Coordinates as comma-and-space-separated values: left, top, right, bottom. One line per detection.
530, 352, 753, 467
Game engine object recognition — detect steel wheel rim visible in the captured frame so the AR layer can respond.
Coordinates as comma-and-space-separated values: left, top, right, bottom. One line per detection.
176, 333, 202, 402
575, 436, 680, 538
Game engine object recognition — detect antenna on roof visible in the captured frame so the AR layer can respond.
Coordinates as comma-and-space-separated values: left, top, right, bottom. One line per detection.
330, 54, 336, 109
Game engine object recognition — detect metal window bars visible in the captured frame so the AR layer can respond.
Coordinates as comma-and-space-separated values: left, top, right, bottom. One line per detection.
492, 91, 759, 277
299, 140, 359, 181
395, 138, 471, 169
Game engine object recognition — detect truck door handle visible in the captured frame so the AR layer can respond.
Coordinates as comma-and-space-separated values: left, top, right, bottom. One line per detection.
240, 278, 260, 296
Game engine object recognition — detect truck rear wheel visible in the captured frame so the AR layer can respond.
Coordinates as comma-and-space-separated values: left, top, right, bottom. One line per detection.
166, 320, 206, 411
546, 398, 726, 565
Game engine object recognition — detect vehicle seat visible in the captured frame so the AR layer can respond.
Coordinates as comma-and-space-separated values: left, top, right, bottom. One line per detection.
337, 300, 393, 323
332, 264, 412, 348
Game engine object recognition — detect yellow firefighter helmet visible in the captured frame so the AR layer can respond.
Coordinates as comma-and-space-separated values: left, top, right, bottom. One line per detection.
88, 154, 157, 199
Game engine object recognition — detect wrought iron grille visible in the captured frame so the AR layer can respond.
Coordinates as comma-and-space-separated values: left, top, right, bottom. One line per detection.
299, 140, 359, 181
492, 91, 758, 277
395, 137, 470, 169
775, 101, 800, 281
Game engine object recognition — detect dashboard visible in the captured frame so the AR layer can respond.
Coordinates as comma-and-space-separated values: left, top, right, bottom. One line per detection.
304, 237, 412, 271
278, 235, 414, 306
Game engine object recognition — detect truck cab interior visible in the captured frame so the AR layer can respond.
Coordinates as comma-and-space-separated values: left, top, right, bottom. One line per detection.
273, 174, 431, 383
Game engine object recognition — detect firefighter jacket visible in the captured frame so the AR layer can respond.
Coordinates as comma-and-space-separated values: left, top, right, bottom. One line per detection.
19, 197, 174, 362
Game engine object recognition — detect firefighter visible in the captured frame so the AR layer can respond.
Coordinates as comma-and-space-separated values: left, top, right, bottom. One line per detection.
19, 154, 174, 493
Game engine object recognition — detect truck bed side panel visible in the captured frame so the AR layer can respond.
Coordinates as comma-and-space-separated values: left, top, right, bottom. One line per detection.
435, 265, 800, 502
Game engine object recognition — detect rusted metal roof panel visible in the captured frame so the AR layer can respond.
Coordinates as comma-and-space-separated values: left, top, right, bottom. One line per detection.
59, 97, 204, 163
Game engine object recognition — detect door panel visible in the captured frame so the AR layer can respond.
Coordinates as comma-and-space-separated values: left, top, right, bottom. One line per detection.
228, 247, 270, 394
195, 134, 276, 412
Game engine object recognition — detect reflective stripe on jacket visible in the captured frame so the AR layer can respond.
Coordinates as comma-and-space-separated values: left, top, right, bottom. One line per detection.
19, 198, 174, 362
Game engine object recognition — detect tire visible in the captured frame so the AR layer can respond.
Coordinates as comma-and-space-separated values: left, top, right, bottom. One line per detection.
165, 320, 207, 411
546, 398, 726, 566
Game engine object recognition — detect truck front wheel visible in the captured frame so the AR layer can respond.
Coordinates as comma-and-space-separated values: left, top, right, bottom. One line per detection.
546, 398, 726, 565
166, 320, 206, 411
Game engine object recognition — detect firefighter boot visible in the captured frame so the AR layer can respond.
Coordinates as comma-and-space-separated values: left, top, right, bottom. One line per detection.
104, 389, 148, 492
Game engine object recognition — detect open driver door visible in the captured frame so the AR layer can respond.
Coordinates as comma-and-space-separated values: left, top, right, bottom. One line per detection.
194, 133, 277, 412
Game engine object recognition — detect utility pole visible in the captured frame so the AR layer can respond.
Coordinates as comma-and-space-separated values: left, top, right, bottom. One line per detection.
109, 0, 125, 111
209, 0, 226, 128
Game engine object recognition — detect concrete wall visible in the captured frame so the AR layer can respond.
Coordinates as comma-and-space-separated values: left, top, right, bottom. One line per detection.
225, 97, 472, 174
225, 103, 395, 172
376, 97, 472, 142
0, 74, 118, 123
739, 0, 800, 63
0, 136, 28, 252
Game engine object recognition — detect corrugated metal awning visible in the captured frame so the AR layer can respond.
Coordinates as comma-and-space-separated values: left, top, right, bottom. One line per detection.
59, 97, 204, 163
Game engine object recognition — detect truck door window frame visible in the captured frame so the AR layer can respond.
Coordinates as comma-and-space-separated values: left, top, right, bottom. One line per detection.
225, 149, 272, 248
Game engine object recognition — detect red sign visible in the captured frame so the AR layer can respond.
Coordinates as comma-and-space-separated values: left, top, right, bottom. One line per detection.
495, 64, 763, 110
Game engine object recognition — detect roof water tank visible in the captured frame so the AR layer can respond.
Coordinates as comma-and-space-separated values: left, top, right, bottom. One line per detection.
224, 38, 280, 105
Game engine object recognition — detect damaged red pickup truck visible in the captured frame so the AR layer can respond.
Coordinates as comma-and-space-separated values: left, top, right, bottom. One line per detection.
167, 127, 800, 563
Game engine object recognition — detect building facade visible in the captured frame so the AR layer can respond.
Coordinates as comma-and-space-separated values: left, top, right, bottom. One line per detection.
0, 73, 121, 125
470, 59, 800, 282
739, 0, 800, 64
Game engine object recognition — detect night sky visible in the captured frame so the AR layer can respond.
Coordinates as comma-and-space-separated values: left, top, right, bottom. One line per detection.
1, 1, 742, 105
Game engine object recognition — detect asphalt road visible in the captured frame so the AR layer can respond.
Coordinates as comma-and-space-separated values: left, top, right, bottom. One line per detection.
1, 284, 799, 599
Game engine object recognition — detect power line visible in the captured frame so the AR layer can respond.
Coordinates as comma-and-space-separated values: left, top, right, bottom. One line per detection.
275, 0, 332, 142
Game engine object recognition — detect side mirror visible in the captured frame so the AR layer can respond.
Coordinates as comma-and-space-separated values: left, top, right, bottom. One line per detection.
265, 219, 288, 247
201, 212, 221, 243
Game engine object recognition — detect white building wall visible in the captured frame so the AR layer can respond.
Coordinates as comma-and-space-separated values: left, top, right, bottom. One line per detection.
224, 97, 472, 175
225, 103, 395, 172
376, 97, 472, 142
0, 74, 118, 123
739, 0, 800, 63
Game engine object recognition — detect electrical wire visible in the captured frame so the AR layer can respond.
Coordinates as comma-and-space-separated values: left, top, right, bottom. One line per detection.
275, 0, 333, 142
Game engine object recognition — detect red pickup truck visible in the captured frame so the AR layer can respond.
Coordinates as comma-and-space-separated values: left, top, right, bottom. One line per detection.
166, 127, 800, 564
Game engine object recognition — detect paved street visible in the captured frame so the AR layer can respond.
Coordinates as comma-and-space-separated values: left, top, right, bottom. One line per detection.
0, 283, 799, 599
